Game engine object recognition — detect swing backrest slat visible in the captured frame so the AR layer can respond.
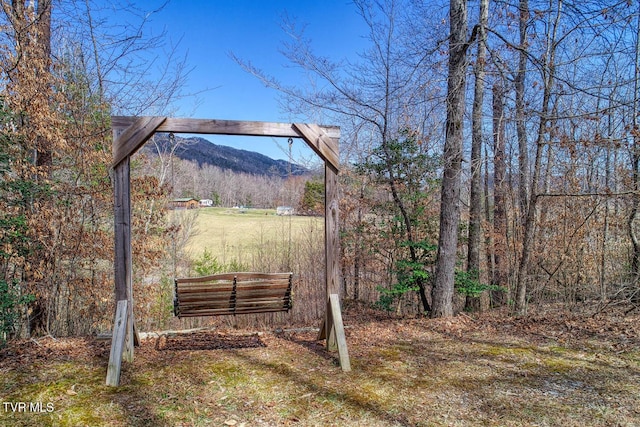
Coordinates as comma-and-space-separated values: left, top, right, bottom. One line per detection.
174, 272, 293, 318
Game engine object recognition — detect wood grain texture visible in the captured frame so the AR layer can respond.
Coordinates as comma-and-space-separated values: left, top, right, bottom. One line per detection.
112, 116, 340, 139
106, 300, 128, 386
112, 116, 166, 167
325, 166, 340, 297
324, 163, 341, 352
113, 160, 130, 303
329, 293, 351, 372
293, 123, 339, 171
174, 273, 293, 318
112, 157, 134, 363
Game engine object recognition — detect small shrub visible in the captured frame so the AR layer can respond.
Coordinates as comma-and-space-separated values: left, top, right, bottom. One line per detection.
193, 248, 224, 276
375, 282, 420, 312
454, 270, 504, 298
0, 280, 34, 347
193, 248, 249, 276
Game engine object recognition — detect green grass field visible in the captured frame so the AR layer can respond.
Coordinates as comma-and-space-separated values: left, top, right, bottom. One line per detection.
182, 207, 322, 265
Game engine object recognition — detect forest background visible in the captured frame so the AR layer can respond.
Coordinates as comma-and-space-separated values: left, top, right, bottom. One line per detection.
1, 0, 639, 344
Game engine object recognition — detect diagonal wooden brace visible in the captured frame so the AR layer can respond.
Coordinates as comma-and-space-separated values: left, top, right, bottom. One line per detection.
318, 294, 351, 372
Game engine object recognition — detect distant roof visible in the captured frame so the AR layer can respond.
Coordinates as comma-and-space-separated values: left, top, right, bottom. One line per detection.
172, 198, 198, 202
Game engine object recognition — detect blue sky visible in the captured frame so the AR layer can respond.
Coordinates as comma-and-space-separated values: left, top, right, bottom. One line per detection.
141, 1, 368, 160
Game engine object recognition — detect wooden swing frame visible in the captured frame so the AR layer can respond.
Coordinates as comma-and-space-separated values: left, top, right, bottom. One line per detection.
106, 116, 350, 386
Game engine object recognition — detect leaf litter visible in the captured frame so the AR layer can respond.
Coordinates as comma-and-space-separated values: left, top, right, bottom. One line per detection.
0, 302, 639, 426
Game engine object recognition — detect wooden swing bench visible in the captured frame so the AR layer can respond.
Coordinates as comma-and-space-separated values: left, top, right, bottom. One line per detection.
173, 272, 293, 318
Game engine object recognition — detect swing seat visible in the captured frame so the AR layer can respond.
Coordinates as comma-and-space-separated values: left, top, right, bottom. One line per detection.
174, 272, 293, 318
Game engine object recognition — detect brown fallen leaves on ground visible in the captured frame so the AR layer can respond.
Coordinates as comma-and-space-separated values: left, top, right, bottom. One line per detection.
1, 302, 639, 426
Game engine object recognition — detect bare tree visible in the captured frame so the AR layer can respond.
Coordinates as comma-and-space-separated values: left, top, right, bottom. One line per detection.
515, 0, 530, 219
431, 0, 471, 317
513, 0, 563, 315
0, 0, 194, 337
492, 81, 509, 304
629, 0, 640, 281
466, 0, 489, 311
58, 0, 191, 115
233, 0, 447, 313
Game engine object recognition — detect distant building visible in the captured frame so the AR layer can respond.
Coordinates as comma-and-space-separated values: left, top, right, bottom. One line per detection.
276, 206, 295, 216
168, 198, 199, 209
199, 199, 213, 207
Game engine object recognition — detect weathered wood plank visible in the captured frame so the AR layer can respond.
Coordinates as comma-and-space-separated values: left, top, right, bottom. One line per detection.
317, 318, 327, 341
178, 307, 288, 317
178, 297, 233, 305
325, 166, 340, 296
293, 123, 339, 171
113, 160, 130, 303
174, 272, 292, 318
178, 289, 234, 297
236, 297, 287, 304
112, 116, 340, 139
235, 282, 290, 290
178, 310, 235, 317
113, 156, 135, 363
106, 300, 128, 386
324, 164, 341, 350
112, 116, 166, 167
176, 273, 237, 283
179, 295, 287, 303
319, 162, 342, 356
326, 297, 337, 352
329, 294, 351, 372
234, 272, 293, 281
177, 272, 290, 283
133, 320, 140, 347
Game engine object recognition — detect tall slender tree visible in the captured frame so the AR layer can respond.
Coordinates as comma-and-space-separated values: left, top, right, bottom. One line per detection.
629, 0, 640, 281
492, 82, 509, 305
514, 0, 562, 315
466, 0, 489, 311
515, 0, 530, 220
432, 0, 469, 317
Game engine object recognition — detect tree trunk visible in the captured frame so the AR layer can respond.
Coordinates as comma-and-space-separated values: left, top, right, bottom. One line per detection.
4, 0, 55, 335
466, 0, 489, 312
492, 82, 509, 306
515, 0, 530, 220
35, 0, 53, 169
629, 0, 640, 282
432, 0, 468, 318
484, 145, 494, 287
354, 184, 364, 301
514, 0, 562, 315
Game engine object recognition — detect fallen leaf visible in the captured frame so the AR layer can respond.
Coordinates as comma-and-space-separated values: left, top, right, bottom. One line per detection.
66, 384, 77, 396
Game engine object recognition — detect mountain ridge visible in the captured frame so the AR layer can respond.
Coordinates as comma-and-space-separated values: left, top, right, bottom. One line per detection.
145, 133, 308, 177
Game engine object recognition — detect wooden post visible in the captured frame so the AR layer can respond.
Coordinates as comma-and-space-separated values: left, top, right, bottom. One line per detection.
324, 161, 340, 345
111, 118, 166, 372
113, 156, 134, 363
106, 300, 128, 386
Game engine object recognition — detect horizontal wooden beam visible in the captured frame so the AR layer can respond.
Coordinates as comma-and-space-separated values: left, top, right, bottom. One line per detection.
112, 116, 340, 139
112, 116, 166, 167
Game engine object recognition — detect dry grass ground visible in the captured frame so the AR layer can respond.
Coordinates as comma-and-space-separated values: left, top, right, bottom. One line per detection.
183, 208, 321, 264
1, 304, 639, 426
